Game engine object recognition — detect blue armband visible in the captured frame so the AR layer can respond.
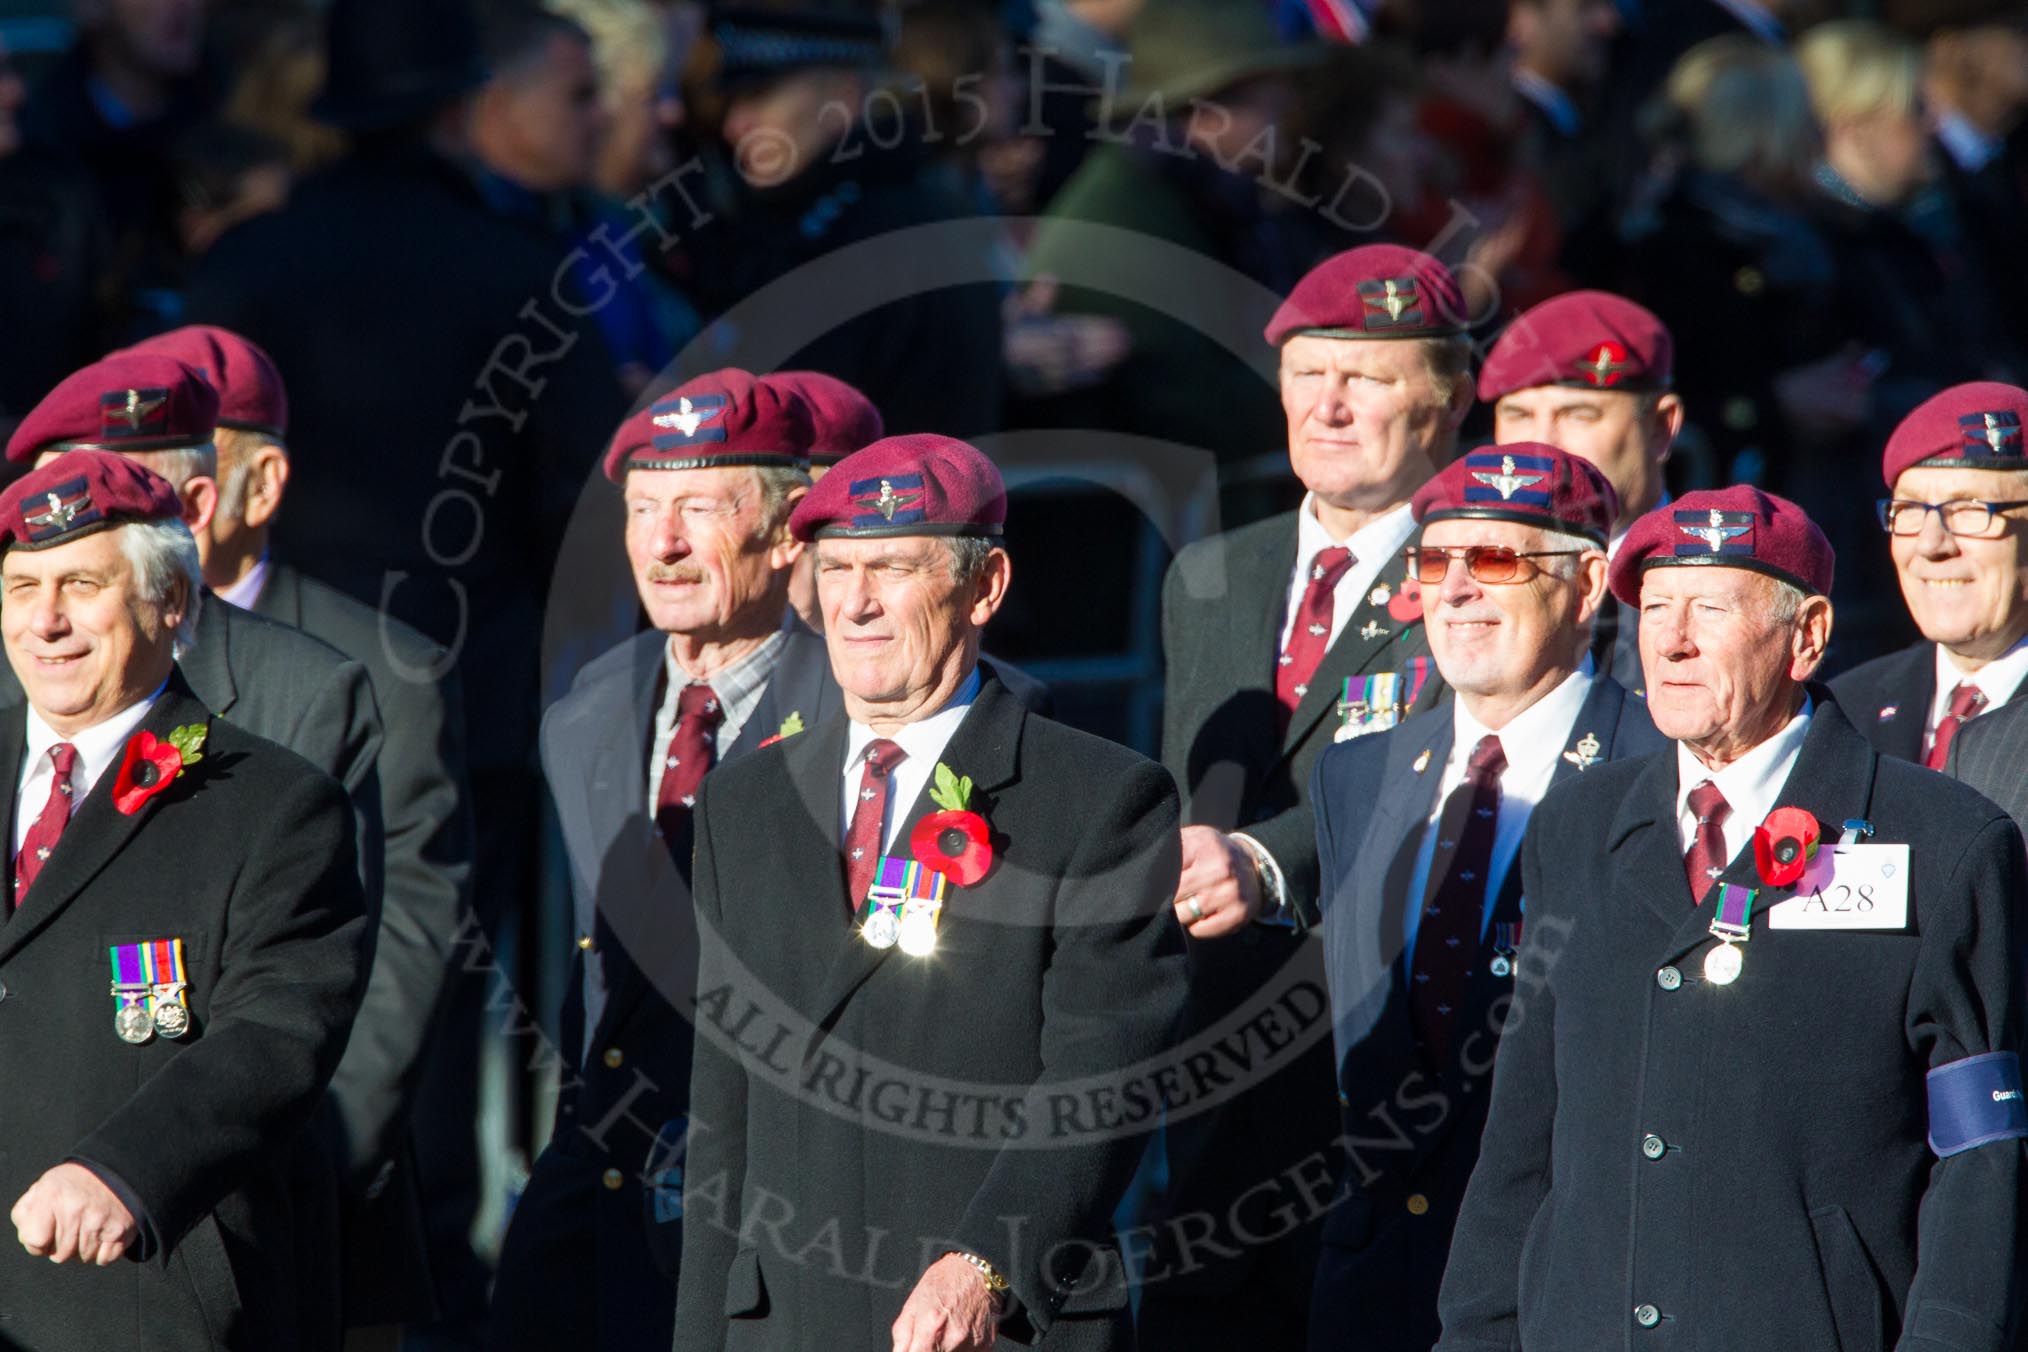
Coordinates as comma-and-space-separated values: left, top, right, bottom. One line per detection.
1927, 1052, 2028, 1157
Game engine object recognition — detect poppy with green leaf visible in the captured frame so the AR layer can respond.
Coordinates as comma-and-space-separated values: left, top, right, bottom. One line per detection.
910, 761, 993, 885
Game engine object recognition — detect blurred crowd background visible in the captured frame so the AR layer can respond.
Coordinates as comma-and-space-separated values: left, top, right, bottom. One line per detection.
2, 0, 2025, 1344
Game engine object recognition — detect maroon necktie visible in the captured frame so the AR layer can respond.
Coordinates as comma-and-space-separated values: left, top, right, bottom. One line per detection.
654, 684, 722, 846
12, 742, 78, 911
843, 739, 906, 906
1925, 681, 1988, 771
1410, 734, 1505, 1066
1683, 780, 1731, 904
1276, 546, 1356, 729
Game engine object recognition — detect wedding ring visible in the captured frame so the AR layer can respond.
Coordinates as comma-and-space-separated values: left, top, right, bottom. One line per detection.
1186, 896, 1204, 922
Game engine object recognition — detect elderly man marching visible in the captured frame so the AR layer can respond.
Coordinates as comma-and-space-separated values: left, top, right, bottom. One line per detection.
673, 434, 1185, 1351
1309, 443, 1664, 1351
0, 453, 370, 1350
1437, 486, 2028, 1349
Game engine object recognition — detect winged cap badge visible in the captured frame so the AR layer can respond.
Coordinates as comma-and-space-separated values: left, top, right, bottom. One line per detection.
1470, 454, 1548, 501
24, 489, 90, 533
1680, 507, 1751, 552
652, 396, 723, 438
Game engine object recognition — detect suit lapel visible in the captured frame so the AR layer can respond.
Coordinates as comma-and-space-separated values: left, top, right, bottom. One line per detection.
584, 633, 672, 1047
175, 593, 239, 718
0, 686, 212, 963
0, 713, 22, 917
803, 678, 1023, 1039
248, 561, 304, 628
1230, 516, 1297, 701
1280, 554, 1425, 760
722, 622, 833, 768
1545, 676, 1626, 794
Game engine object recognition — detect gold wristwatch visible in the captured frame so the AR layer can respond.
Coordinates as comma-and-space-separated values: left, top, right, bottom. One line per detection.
952, 1251, 1010, 1307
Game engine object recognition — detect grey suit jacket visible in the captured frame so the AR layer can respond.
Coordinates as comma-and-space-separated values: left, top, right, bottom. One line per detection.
1947, 693, 2028, 833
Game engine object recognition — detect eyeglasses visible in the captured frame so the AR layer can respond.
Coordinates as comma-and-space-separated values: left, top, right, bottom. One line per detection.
1876, 498, 2028, 538
1403, 545, 1584, 585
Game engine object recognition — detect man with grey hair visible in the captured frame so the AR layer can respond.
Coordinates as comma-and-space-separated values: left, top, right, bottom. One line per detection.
1309, 443, 1663, 1351
1438, 486, 2028, 1348
0, 449, 370, 1352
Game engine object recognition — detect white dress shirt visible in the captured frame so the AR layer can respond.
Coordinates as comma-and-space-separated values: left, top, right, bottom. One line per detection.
840, 668, 982, 851
1928, 638, 2028, 753
1403, 665, 1596, 968
1278, 497, 1419, 655
214, 551, 271, 611
1673, 696, 1813, 858
15, 687, 165, 857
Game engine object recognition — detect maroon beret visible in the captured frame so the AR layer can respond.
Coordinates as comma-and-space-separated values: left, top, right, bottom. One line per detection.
1608, 485, 1834, 606
602, 368, 815, 483
765, 370, 884, 466
789, 434, 1006, 542
1477, 290, 1675, 403
1264, 244, 1468, 346
0, 450, 184, 552
1879, 381, 2028, 488
7, 353, 220, 463
126, 324, 289, 439
1412, 441, 1620, 546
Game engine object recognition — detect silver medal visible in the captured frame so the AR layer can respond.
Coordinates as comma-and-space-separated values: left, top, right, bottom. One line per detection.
863, 909, 900, 950
1703, 941, 1743, 986
116, 1002, 154, 1045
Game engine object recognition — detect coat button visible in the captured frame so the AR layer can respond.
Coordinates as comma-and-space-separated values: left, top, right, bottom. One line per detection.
602, 1168, 624, 1191
603, 1047, 624, 1069
1635, 1303, 1661, 1329
1642, 1134, 1666, 1161
0, 978, 8, 1003
1406, 1194, 1429, 1216
1656, 966, 1682, 991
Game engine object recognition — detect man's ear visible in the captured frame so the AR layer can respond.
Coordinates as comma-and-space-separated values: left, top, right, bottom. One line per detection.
967, 547, 1013, 628
180, 476, 220, 537
241, 445, 289, 530
1650, 393, 1685, 465
1790, 593, 1834, 681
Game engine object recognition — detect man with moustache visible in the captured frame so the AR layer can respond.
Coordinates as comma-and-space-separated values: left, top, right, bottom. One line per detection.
1146, 244, 1468, 1348
1834, 382, 2028, 768
490, 368, 834, 1352
673, 433, 1185, 1352
1481, 291, 1684, 688
1438, 486, 2027, 1349
1309, 444, 1663, 1351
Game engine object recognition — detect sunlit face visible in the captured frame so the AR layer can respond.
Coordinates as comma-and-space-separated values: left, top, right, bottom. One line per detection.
1494, 387, 1671, 524
1280, 334, 1458, 511
1639, 567, 1816, 752
814, 536, 1003, 718
490, 31, 607, 192
2, 527, 182, 736
623, 466, 799, 638
1888, 465, 2028, 660
1421, 518, 1597, 702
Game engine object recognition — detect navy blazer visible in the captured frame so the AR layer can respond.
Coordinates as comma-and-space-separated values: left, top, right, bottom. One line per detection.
1307, 675, 1663, 1352
1438, 693, 2027, 1352
1830, 638, 1936, 762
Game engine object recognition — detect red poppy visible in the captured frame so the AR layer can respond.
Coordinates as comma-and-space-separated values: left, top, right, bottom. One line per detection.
1753, 806, 1821, 888
912, 809, 992, 886
1388, 575, 1423, 623
113, 732, 183, 816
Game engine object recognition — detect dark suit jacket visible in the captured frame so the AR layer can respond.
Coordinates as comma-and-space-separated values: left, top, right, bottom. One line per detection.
1153, 509, 1446, 1299
250, 561, 474, 1325
497, 620, 1050, 1351
0, 681, 370, 1351
1947, 694, 2028, 834
1589, 593, 1645, 692
1830, 639, 1937, 763
1438, 694, 2027, 1351
1309, 676, 1663, 1352
672, 675, 1187, 1351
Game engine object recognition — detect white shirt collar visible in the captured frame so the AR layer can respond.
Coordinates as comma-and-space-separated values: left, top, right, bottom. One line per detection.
1452, 662, 1597, 775
214, 552, 271, 612
842, 667, 984, 851
1936, 111, 2003, 176
1674, 693, 1813, 852
1932, 635, 2028, 724
17, 682, 169, 856
1282, 496, 1420, 654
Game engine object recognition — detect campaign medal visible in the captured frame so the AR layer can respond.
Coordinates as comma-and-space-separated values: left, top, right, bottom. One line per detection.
108, 938, 189, 1044
1489, 921, 1521, 979
1702, 883, 1756, 985
861, 857, 949, 955
1332, 658, 1433, 743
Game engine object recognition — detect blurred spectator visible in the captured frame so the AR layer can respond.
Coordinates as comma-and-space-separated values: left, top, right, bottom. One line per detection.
22, 0, 219, 327
1508, 0, 1624, 280
548, 0, 699, 198
1889, 0, 2028, 352
1284, 39, 1429, 250
1022, 0, 1319, 480
0, 33, 113, 447
184, 0, 627, 1338
1020, 0, 1143, 210
680, 5, 1007, 436
894, 0, 1029, 216
169, 120, 292, 257
219, 7, 346, 174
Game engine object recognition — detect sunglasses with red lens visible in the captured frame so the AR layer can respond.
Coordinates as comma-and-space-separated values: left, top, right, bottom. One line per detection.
1404, 545, 1584, 585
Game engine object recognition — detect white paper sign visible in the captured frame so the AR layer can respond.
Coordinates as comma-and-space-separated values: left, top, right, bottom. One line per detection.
1766, 843, 1910, 930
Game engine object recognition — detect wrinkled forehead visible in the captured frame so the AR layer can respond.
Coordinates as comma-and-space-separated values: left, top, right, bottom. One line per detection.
813, 533, 946, 568
1279, 333, 1437, 378
622, 464, 762, 505
1637, 562, 1774, 608
1889, 463, 2028, 503
1, 523, 131, 583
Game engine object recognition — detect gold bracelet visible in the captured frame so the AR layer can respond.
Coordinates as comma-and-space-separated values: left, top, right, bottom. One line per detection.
952, 1250, 1010, 1303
